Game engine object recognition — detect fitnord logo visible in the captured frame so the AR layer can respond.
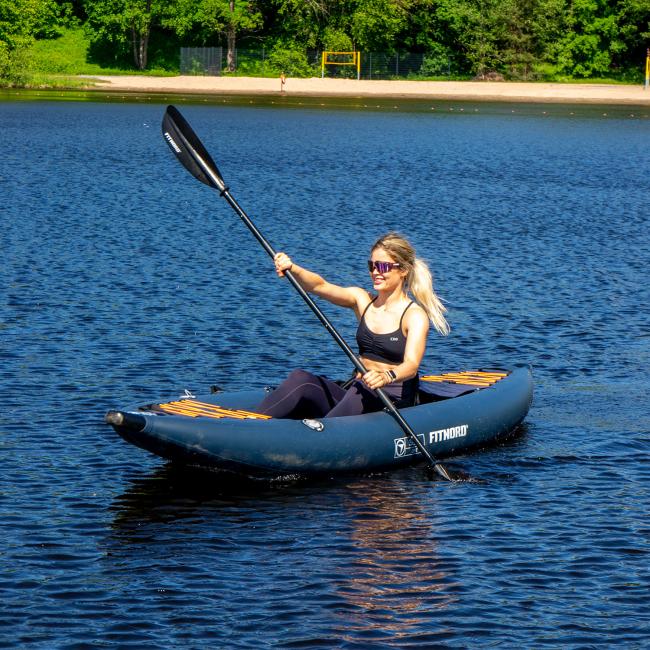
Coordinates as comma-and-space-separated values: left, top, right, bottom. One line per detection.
429, 424, 468, 444
164, 131, 181, 153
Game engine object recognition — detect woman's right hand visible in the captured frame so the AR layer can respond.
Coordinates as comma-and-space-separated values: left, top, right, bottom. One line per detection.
274, 252, 293, 277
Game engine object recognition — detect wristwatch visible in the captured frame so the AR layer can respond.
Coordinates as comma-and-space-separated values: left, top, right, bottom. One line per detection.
387, 370, 397, 382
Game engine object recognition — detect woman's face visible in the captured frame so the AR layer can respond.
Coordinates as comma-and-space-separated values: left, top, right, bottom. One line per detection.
368, 247, 407, 292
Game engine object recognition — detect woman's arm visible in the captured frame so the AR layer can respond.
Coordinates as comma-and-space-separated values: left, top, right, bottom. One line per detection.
394, 307, 429, 381
274, 252, 368, 311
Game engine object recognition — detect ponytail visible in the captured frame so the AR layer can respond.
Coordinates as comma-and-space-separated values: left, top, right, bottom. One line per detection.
409, 257, 450, 336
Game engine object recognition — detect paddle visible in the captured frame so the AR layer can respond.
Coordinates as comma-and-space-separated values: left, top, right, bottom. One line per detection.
161, 105, 452, 482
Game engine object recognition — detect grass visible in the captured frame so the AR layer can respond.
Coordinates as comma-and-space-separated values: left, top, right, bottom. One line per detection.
28, 28, 127, 75
6, 27, 176, 88
1, 27, 194, 88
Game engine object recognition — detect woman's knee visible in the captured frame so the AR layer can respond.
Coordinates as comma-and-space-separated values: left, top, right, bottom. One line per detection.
285, 368, 316, 384
325, 381, 368, 417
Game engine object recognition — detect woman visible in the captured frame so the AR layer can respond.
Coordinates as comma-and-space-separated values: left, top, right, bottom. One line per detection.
257, 232, 450, 419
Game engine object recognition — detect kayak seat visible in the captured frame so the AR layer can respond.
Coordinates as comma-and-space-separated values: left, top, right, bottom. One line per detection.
418, 369, 510, 404
417, 381, 478, 404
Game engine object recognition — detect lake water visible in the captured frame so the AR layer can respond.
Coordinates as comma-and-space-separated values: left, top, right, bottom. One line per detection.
1, 93, 649, 647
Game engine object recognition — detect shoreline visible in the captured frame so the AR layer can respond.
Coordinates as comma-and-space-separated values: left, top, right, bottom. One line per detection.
82, 75, 650, 106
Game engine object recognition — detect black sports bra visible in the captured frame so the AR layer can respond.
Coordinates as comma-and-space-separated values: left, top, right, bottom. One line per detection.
356, 299, 414, 364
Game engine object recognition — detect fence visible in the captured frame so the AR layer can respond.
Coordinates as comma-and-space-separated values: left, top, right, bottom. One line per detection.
362, 52, 451, 79
180, 47, 223, 75
179, 47, 451, 79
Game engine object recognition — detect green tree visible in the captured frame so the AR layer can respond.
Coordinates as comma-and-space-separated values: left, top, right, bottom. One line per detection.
163, 0, 262, 71
84, 0, 166, 69
1, 0, 63, 83
263, 0, 325, 48
1, 0, 61, 48
556, 0, 625, 76
499, 0, 565, 78
402, 0, 447, 51
350, 0, 409, 52
618, 0, 650, 69
435, 0, 505, 76
263, 0, 357, 49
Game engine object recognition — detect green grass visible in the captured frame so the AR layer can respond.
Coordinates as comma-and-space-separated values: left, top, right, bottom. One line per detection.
26, 28, 175, 77
0, 28, 176, 88
29, 28, 117, 75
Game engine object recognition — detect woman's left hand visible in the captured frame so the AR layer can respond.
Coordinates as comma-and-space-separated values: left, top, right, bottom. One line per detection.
362, 369, 390, 391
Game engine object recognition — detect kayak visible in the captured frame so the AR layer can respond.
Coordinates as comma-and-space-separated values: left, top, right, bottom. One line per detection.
106, 365, 533, 477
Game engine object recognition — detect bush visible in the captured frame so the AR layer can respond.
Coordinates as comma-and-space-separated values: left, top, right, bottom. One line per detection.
267, 44, 315, 77
0, 42, 33, 86
322, 28, 353, 52
228, 49, 274, 77
419, 44, 453, 77
0, 41, 9, 78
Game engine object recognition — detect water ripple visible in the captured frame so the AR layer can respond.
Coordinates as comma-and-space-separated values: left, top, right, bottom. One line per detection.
1, 99, 648, 647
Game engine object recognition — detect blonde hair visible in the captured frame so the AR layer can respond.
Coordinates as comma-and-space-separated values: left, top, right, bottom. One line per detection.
371, 232, 450, 336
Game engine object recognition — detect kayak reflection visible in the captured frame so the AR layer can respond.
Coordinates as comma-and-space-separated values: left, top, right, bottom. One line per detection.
333, 478, 457, 636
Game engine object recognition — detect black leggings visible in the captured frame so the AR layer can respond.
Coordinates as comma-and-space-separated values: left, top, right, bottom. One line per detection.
257, 369, 405, 419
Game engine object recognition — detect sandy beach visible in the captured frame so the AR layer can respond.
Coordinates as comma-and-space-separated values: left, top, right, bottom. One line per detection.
86, 74, 650, 106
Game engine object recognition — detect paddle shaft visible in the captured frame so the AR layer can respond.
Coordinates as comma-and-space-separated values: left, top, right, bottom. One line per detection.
221, 188, 448, 474
162, 106, 451, 480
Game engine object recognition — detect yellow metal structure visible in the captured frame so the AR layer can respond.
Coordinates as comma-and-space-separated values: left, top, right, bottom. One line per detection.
321, 51, 361, 80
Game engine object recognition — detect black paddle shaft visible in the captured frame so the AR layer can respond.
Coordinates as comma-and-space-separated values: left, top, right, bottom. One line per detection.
161, 105, 451, 481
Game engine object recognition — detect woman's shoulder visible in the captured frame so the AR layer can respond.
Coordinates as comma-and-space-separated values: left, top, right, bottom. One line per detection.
349, 287, 374, 303
347, 288, 374, 315
404, 301, 429, 327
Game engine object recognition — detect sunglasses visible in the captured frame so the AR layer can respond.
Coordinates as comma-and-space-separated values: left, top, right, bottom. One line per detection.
367, 260, 401, 274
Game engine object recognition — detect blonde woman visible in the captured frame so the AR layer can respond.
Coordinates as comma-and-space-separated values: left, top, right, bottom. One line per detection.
258, 232, 450, 418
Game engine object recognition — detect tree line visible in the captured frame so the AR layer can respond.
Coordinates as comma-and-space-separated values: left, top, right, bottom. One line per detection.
2, 0, 649, 81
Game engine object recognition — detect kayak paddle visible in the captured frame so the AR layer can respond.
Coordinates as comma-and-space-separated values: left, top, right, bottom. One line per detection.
161, 105, 453, 482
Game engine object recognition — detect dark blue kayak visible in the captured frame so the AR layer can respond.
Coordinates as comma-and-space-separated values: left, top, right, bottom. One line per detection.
106, 365, 533, 477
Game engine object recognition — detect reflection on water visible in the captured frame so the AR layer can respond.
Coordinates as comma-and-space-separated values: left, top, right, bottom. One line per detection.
3, 87, 650, 122
337, 482, 455, 634
108, 465, 458, 644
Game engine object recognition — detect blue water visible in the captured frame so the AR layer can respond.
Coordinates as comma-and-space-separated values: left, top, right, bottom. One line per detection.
2, 96, 649, 647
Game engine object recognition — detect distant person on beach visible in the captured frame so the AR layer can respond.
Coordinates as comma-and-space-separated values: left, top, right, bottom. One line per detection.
256, 232, 450, 419
280, 73, 286, 92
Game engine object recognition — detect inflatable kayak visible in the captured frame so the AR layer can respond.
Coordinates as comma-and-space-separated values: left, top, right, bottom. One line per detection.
106, 365, 532, 477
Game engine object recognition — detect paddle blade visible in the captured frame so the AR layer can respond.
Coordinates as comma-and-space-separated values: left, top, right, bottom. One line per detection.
162, 105, 226, 192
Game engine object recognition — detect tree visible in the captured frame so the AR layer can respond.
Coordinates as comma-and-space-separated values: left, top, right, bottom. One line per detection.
263, 0, 360, 49
350, 0, 410, 52
163, 0, 262, 71
1, 0, 61, 49
556, 0, 625, 76
618, 0, 650, 68
435, 0, 506, 76
84, 0, 165, 69
498, 0, 564, 78
1, 0, 63, 83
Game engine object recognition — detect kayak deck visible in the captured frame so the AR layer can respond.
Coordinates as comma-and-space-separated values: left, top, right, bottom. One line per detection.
106, 366, 533, 477
139, 368, 512, 420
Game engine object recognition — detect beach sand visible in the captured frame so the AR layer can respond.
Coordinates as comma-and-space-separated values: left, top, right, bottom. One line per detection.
86, 75, 650, 106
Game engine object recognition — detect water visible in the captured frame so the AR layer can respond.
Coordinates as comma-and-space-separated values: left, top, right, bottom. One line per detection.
1, 95, 649, 647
